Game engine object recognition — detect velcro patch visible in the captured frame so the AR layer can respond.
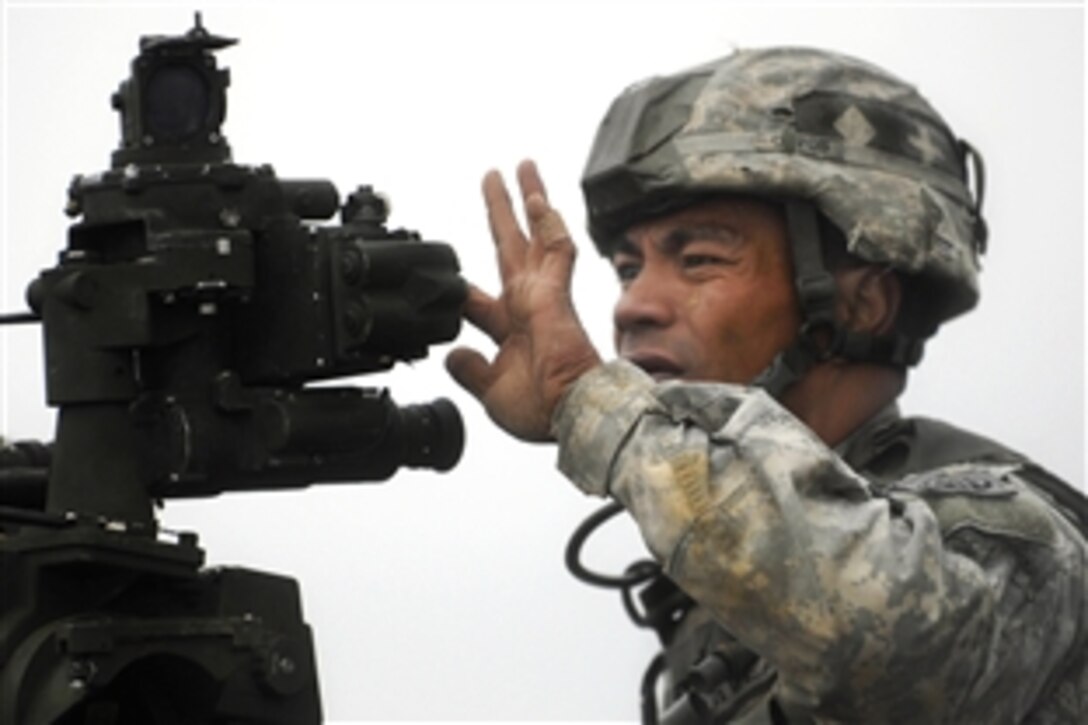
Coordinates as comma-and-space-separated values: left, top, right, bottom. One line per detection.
892, 464, 1058, 546
894, 463, 1019, 499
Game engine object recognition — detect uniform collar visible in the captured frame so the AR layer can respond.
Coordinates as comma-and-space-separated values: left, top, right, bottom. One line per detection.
833, 401, 904, 473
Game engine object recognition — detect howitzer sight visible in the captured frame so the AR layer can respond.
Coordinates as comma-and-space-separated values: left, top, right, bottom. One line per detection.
1, 14, 466, 724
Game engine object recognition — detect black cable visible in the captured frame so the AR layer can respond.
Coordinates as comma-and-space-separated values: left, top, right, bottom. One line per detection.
566, 502, 699, 724
640, 653, 667, 725
0, 312, 40, 325
565, 501, 660, 589
621, 560, 665, 626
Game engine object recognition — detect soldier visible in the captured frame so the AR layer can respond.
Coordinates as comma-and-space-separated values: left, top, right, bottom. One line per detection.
445, 47, 1088, 722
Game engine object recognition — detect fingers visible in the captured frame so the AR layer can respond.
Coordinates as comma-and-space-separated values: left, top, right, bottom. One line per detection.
516, 159, 548, 203
482, 169, 527, 282
462, 283, 509, 344
524, 193, 571, 250
524, 185, 577, 286
445, 347, 493, 401
480, 160, 576, 301
445, 284, 506, 403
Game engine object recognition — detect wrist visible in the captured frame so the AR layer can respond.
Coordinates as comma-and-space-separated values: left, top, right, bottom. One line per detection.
551, 360, 658, 496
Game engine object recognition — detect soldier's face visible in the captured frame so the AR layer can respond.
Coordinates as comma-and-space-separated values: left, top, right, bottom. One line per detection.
611, 198, 800, 384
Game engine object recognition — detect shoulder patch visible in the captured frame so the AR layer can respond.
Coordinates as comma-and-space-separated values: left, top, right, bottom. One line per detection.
895, 463, 1019, 499
891, 464, 1059, 546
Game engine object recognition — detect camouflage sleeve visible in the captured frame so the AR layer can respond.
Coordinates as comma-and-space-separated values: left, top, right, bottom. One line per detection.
551, 360, 1088, 722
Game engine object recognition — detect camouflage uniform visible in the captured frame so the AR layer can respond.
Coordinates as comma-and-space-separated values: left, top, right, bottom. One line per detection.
553, 361, 1087, 722
568, 47, 1087, 722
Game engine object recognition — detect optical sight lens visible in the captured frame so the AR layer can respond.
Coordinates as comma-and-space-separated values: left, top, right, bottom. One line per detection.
144, 64, 209, 140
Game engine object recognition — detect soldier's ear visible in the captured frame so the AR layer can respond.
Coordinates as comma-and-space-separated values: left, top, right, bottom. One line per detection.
835, 265, 902, 335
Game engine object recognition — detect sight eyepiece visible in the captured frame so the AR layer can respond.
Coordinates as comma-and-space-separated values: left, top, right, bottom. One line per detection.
111, 13, 235, 167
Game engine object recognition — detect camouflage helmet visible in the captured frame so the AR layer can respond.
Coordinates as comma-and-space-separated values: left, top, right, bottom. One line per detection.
582, 46, 987, 328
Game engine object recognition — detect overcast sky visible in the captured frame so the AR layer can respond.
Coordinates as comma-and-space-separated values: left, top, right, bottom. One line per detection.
1, 1, 1084, 721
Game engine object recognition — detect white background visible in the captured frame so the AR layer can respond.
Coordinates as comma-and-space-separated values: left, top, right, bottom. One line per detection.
1, 1, 1084, 722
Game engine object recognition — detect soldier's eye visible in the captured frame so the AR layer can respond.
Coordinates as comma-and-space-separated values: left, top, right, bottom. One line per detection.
614, 260, 641, 282
681, 254, 721, 268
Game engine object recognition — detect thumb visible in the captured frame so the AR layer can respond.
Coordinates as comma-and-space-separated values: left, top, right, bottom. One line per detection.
445, 347, 494, 401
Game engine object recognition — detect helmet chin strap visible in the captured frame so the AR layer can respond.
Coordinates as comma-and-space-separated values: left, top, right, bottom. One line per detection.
751, 201, 925, 399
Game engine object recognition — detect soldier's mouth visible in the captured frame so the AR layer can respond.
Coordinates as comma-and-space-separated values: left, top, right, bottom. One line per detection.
624, 352, 684, 381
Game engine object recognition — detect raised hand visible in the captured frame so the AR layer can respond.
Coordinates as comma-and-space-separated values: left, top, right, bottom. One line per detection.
445, 160, 602, 442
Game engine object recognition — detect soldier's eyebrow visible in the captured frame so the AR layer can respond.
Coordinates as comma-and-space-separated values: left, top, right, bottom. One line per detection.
659, 225, 744, 254
612, 224, 745, 260
612, 238, 642, 258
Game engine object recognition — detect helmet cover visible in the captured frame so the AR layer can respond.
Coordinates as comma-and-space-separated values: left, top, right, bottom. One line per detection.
582, 47, 986, 322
